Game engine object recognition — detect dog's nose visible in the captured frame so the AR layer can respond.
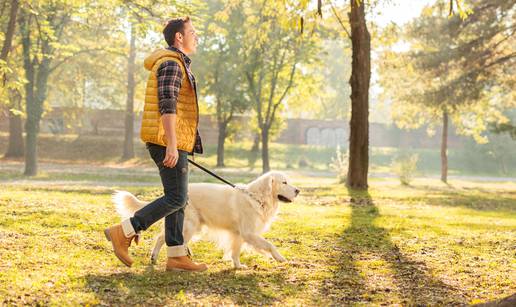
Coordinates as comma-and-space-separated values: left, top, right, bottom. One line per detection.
295, 189, 300, 196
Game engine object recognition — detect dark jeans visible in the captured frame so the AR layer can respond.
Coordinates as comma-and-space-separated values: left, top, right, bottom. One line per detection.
130, 143, 189, 246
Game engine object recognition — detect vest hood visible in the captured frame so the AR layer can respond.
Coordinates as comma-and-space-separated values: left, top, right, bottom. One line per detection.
144, 49, 181, 71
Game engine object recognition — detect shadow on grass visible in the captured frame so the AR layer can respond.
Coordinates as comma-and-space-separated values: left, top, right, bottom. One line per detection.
403, 185, 516, 212
320, 189, 466, 305
83, 264, 303, 305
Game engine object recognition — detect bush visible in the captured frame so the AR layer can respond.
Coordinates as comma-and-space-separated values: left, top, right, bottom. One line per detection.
391, 153, 419, 185
330, 145, 348, 183
298, 156, 310, 168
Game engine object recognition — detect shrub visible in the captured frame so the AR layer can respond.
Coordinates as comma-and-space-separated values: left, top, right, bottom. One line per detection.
298, 156, 310, 168
391, 153, 419, 185
330, 145, 348, 183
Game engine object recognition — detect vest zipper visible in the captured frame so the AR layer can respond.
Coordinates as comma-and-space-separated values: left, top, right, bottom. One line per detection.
181, 56, 199, 155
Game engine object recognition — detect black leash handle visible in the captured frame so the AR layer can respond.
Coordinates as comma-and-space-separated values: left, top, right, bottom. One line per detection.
187, 158, 236, 188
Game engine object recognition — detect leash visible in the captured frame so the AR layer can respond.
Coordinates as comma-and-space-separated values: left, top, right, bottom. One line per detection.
186, 158, 266, 213
187, 158, 236, 188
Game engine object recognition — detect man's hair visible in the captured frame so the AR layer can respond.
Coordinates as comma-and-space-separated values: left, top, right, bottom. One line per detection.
163, 16, 191, 47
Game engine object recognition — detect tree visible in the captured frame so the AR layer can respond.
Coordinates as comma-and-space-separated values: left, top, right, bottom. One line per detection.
1, 0, 24, 158
491, 123, 516, 140
18, 2, 73, 175
379, 0, 515, 183
196, 0, 249, 167
0, 0, 19, 83
234, 0, 318, 173
122, 21, 137, 160
346, 0, 371, 189
306, 0, 472, 188
44, 1, 130, 135
18, 0, 121, 175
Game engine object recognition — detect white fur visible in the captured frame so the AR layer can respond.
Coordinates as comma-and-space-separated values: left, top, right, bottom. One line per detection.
112, 171, 299, 269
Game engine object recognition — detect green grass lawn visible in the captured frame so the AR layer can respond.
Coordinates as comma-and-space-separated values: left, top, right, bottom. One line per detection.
0, 167, 514, 305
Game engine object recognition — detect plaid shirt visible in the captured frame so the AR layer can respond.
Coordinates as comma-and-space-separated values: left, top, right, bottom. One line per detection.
157, 46, 203, 155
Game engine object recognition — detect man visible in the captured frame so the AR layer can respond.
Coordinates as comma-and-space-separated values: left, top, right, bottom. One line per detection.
104, 17, 207, 272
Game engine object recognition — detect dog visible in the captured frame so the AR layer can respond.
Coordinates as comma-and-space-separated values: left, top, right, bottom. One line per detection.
113, 171, 300, 269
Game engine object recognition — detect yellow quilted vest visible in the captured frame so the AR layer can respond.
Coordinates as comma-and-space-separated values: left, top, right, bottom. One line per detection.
140, 49, 199, 152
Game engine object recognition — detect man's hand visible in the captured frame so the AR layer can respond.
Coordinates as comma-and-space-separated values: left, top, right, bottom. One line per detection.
163, 145, 179, 168
161, 114, 178, 168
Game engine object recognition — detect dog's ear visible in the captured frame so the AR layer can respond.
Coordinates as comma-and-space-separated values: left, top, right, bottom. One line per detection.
259, 175, 274, 202
259, 175, 272, 192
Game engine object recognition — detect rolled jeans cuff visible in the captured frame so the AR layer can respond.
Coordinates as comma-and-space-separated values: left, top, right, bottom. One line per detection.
121, 218, 136, 237
167, 244, 192, 257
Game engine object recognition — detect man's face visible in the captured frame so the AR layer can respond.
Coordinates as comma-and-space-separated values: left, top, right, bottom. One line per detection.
178, 21, 198, 55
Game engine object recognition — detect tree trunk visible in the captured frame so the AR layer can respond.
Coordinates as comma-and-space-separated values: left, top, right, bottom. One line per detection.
247, 133, 260, 169
441, 111, 448, 183
261, 127, 270, 173
5, 93, 24, 158
122, 23, 136, 160
24, 66, 49, 176
346, 0, 371, 190
251, 133, 260, 153
2, 1, 22, 158
24, 120, 38, 176
21, 13, 37, 176
216, 121, 227, 167
0, 0, 18, 63
20, 13, 51, 176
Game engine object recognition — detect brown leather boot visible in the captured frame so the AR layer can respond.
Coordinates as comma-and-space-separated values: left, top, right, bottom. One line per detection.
166, 256, 208, 272
104, 224, 138, 267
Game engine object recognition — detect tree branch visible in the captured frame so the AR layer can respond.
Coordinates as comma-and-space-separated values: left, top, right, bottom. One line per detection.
265, 48, 286, 124
124, 0, 161, 19
485, 52, 516, 69
267, 61, 297, 128
49, 48, 110, 73
330, 1, 351, 39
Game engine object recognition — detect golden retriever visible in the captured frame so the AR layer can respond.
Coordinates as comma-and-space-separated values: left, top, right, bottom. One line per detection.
112, 171, 300, 269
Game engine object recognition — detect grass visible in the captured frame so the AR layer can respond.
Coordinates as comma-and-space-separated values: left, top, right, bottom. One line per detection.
0, 164, 515, 305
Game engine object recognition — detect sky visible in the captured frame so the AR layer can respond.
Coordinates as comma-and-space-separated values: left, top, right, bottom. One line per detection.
371, 0, 436, 28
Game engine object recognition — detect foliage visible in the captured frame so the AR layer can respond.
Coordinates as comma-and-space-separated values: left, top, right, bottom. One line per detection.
194, 0, 250, 154
390, 153, 419, 185
490, 110, 516, 141
287, 39, 351, 120
379, 0, 515, 143
212, 0, 323, 172
491, 123, 516, 140
330, 145, 348, 183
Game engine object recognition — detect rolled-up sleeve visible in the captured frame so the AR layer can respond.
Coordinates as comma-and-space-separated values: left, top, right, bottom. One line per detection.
157, 61, 183, 115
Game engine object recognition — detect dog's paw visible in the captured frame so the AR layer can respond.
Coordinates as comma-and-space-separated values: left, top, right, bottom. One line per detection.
274, 254, 287, 262
234, 264, 248, 270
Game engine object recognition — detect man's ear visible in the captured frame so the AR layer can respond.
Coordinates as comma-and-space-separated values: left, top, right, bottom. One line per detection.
175, 32, 183, 44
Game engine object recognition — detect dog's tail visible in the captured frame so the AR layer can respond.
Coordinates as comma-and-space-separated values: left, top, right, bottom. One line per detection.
112, 190, 146, 219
